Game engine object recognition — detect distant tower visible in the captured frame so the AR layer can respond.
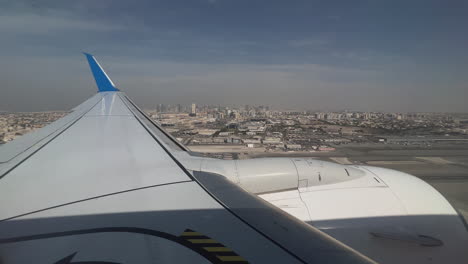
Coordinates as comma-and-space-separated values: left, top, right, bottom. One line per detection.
191, 103, 196, 114
190, 103, 197, 116
156, 104, 163, 113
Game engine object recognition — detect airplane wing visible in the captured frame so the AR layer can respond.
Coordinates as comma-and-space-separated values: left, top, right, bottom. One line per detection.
0, 54, 375, 263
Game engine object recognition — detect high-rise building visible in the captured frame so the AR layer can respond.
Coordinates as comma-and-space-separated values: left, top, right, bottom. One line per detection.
191, 103, 196, 114
156, 104, 163, 113
189, 103, 197, 117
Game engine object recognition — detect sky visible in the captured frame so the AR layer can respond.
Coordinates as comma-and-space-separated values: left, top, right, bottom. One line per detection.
0, 0, 467, 112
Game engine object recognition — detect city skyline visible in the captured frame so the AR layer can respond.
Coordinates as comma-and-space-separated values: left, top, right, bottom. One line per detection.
148, 102, 468, 114
1, 1, 467, 112
3, 101, 468, 115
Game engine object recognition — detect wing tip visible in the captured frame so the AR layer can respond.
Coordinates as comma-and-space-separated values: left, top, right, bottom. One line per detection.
83, 52, 119, 93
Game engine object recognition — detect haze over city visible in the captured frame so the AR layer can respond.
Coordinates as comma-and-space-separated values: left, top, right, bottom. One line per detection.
0, 0, 467, 112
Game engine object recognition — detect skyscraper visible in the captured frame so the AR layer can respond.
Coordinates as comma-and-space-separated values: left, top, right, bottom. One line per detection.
191, 103, 196, 114
189, 103, 197, 117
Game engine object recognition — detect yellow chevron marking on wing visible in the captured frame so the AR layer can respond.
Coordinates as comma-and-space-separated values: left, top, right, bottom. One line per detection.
188, 239, 218, 244
217, 255, 247, 262
203, 247, 233, 252
181, 231, 203, 236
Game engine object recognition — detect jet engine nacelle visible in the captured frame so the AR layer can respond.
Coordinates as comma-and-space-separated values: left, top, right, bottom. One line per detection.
197, 157, 379, 194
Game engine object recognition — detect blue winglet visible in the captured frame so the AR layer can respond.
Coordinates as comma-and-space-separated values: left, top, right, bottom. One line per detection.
84, 53, 119, 92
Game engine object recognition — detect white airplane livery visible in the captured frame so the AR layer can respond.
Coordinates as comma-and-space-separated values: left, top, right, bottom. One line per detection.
0, 54, 466, 264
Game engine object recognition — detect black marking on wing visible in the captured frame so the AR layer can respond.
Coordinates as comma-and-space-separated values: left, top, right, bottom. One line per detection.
0, 227, 222, 264
54, 252, 120, 264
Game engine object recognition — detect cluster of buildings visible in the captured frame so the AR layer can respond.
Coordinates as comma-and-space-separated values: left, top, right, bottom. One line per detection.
0, 112, 67, 144
1, 104, 468, 152
148, 103, 468, 152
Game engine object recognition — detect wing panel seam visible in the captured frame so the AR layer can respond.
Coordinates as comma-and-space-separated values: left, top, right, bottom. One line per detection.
0, 180, 193, 223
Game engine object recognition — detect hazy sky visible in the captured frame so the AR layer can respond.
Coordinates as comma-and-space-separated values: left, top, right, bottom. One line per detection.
0, 0, 467, 112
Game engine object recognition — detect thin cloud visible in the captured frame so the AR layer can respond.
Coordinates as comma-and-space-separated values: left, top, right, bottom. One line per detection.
288, 38, 329, 48
0, 13, 124, 35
